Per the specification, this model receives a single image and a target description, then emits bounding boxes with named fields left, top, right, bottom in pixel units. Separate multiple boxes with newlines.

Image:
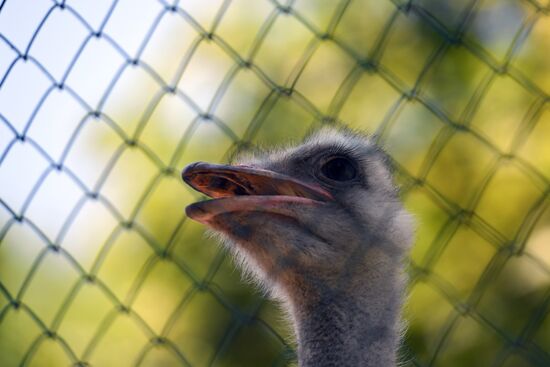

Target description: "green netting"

left=0, top=0, right=549, bottom=366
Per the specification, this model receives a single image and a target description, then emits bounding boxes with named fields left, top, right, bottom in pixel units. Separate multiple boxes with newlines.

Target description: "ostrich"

left=181, top=126, right=414, bottom=367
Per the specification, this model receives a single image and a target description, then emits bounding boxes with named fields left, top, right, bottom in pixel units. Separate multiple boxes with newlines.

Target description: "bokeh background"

left=1, top=0, right=549, bottom=366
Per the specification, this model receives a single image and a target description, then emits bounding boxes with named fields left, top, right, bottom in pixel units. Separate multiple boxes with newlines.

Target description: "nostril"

left=233, top=184, right=248, bottom=196
left=209, top=176, right=230, bottom=191
left=208, top=176, right=249, bottom=196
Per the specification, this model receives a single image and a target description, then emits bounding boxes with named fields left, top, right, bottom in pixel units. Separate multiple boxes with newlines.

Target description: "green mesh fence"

left=0, top=0, right=549, bottom=366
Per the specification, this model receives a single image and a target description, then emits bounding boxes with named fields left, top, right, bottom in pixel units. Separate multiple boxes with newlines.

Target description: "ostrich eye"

left=320, top=156, right=357, bottom=182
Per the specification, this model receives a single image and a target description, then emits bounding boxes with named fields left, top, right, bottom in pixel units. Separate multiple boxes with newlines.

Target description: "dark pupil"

left=321, top=157, right=356, bottom=181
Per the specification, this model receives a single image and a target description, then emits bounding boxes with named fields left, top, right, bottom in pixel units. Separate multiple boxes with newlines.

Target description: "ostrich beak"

left=181, top=162, right=332, bottom=224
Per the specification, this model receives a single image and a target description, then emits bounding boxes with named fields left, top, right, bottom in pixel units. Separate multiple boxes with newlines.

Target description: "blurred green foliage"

left=1, top=0, right=550, bottom=366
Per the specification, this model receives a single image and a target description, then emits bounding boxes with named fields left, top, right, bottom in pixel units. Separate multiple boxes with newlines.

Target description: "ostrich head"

left=182, top=126, right=414, bottom=366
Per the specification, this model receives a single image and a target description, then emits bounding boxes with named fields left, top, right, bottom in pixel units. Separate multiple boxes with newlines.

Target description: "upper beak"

left=181, top=162, right=332, bottom=202
left=181, top=162, right=333, bottom=223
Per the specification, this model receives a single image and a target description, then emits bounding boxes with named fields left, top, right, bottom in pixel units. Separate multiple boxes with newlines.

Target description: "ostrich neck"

left=290, top=266, right=404, bottom=367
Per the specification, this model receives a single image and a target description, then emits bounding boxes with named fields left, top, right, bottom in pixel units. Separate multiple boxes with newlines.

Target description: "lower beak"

left=181, top=162, right=332, bottom=222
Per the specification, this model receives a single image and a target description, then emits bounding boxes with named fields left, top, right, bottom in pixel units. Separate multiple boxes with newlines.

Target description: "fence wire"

left=0, top=0, right=549, bottom=366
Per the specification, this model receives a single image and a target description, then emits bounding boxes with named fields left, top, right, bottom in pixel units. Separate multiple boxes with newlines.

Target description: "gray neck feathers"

left=288, top=251, right=405, bottom=367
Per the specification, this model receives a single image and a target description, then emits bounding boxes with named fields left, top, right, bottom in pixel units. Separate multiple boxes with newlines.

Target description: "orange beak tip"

left=185, top=202, right=211, bottom=224
left=181, top=162, right=200, bottom=184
